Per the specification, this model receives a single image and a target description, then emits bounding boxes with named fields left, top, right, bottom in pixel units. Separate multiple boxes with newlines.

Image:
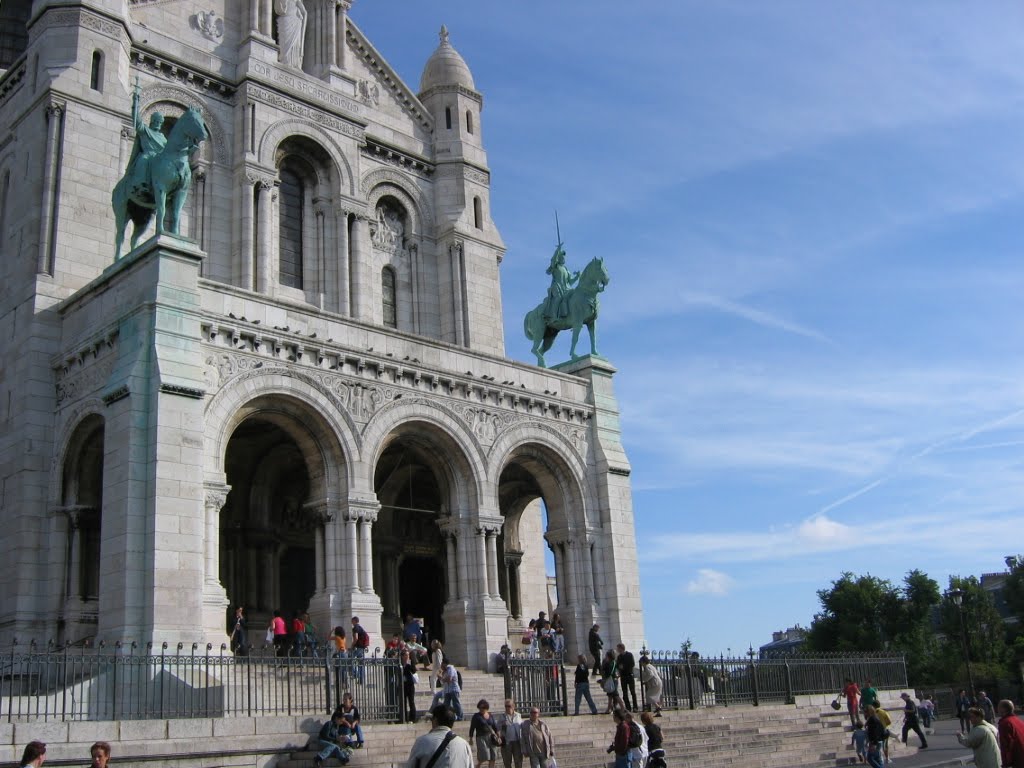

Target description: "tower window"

left=90, top=50, right=103, bottom=91
left=382, top=266, right=397, bottom=328
left=445, top=107, right=452, bottom=130
left=473, top=196, right=482, bottom=230
left=466, top=110, right=473, bottom=134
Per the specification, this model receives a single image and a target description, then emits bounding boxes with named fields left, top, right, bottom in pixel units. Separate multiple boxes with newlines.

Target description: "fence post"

left=784, top=660, right=794, bottom=705
left=750, top=659, right=759, bottom=707
left=685, top=653, right=695, bottom=710
left=560, top=659, right=568, bottom=717
left=503, top=664, right=511, bottom=703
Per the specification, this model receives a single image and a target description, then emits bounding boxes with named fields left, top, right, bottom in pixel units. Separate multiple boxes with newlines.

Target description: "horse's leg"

left=154, top=180, right=166, bottom=236
left=112, top=189, right=126, bottom=261
left=588, top=319, right=598, bottom=356
left=569, top=322, right=583, bottom=360
left=168, top=185, right=187, bottom=235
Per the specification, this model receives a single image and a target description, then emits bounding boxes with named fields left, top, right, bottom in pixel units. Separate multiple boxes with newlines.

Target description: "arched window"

left=278, top=167, right=304, bottom=289
left=465, top=110, right=473, bottom=135
left=473, top=196, right=482, bottom=230
left=89, top=50, right=103, bottom=91
left=382, top=266, right=397, bottom=328
left=445, top=107, right=452, bottom=130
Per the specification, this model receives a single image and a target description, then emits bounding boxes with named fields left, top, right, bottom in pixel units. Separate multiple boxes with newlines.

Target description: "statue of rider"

left=542, top=244, right=579, bottom=322
left=125, top=80, right=167, bottom=198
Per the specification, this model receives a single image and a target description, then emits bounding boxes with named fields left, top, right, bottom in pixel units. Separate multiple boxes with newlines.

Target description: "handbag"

left=602, top=678, right=617, bottom=695
left=411, top=672, right=420, bottom=685
left=265, top=628, right=274, bottom=644
left=831, top=698, right=842, bottom=710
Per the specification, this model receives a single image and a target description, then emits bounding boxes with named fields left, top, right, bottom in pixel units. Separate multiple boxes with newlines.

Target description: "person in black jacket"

left=616, top=644, right=637, bottom=712
left=574, top=654, right=598, bottom=715
left=588, top=624, right=603, bottom=676
left=864, top=706, right=887, bottom=768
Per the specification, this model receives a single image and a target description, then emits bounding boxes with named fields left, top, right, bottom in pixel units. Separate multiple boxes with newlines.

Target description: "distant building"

left=759, top=626, right=807, bottom=657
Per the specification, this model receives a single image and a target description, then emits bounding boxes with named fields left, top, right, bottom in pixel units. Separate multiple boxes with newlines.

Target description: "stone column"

left=249, top=0, right=259, bottom=32
left=409, top=242, right=420, bottom=334
left=581, top=535, right=596, bottom=605
left=485, top=528, right=500, bottom=599
left=445, top=534, right=459, bottom=600
left=202, top=484, right=230, bottom=592
left=255, top=177, right=274, bottom=294
left=259, top=0, right=272, bottom=35
left=335, top=207, right=350, bottom=315
left=505, top=552, right=523, bottom=618
left=350, top=214, right=370, bottom=321
left=344, top=510, right=359, bottom=592
left=324, top=509, right=339, bottom=594
left=192, top=168, right=207, bottom=252
left=240, top=175, right=255, bottom=289
left=475, top=526, right=488, bottom=598
left=335, top=1, right=349, bottom=70
left=358, top=510, right=375, bottom=593
left=60, top=506, right=86, bottom=601
left=449, top=239, right=466, bottom=346
left=38, top=102, right=64, bottom=274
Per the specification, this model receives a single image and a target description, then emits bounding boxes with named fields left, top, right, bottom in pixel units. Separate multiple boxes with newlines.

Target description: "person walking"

left=600, top=649, right=623, bottom=713
left=956, top=689, right=973, bottom=734
left=864, top=706, right=887, bottom=768
left=978, top=691, right=996, bottom=724
left=957, top=707, right=1000, bottom=768
left=519, top=707, right=554, bottom=768
left=842, top=678, right=861, bottom=726
left=270, top=610, right=288, bottom=656
left=588, top=624, right=604, bottom=676
left=639, top=657, right=663, bottom=715
left=19, top=742, right=46, bottom=768
left=229, top=606, right=248, bottom=656
left=405, top=704, right=474, bottom=768
left=607, top=709, right=632, bottom=768
left=899, top=692, right=928, bottom=749
left=616, top=644, right=637, bottom=712
left=495, top=699, right=524, bottom=768
left=573, top=654, right=598, bottom=716
left=89, top=742, right=111, bottom=768
left=402, top=649, right=418, bottom=723
left=468, top=700, right=499, bottom=768
left=442, top=659, right=464, bottom=721
left=997, top=700, right=1024, bottom=768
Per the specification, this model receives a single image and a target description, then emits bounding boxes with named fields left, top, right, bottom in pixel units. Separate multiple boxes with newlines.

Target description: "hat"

left=900, top=692, right=910, bottom=699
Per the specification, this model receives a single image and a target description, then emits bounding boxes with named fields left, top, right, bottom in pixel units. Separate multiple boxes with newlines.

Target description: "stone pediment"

left=346, top=19, right=433, bottom=137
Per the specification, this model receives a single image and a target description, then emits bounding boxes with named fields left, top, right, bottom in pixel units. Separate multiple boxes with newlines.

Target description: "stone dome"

left=419, top=25, right=475, bottom=92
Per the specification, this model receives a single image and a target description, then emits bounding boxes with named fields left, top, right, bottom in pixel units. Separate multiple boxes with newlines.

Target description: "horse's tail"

left=523, top=308, right=535, bottom=341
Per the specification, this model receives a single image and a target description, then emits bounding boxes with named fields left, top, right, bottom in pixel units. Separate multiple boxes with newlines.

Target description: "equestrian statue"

left=112, top=80, right=208, bottom=259
left=523, top=239, right=609, bottom=368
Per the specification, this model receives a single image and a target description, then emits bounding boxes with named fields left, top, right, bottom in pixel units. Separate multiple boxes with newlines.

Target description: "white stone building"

left=0, top=0, right=642, bottom=668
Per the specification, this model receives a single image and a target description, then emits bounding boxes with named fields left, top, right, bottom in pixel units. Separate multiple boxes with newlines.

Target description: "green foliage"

left=939, top=575, right=1009, bottom=668
left=1002, top=556, right=1024, bottom=631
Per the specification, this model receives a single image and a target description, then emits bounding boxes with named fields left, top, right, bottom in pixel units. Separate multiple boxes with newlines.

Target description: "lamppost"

left=950, top=588, right=976, bottom=697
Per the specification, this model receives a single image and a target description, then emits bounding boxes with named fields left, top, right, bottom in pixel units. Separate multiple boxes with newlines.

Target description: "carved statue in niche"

left=371, top=201, right=405, bottom=251
left=274, top=0, right=307, bottom=70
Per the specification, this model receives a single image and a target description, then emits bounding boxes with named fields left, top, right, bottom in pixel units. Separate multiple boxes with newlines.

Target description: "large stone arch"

left=258, top=118, right=355, bottom=197
left=203, top=366, right=359, bottom=492
left=140, top=84, right=229, bottom=165
left=361, top=397, right=486, bottom=513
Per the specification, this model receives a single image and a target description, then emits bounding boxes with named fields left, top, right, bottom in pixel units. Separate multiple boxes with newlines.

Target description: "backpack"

left=355, top=626, right=369, bottom=649
left=628, top=720, right=643, bottom=749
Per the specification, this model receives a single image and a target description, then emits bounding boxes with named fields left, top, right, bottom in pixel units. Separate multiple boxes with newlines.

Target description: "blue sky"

left=352, top=2, right=1024, bottom=655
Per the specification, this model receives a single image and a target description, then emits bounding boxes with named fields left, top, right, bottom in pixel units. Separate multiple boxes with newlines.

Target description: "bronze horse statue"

left=523, top=256, right=609, bottom=368
left=112, top=107, right=208, bottom=259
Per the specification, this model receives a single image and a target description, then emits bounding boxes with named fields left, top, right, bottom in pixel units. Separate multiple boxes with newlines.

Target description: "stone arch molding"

left=488, top=421, right=591, bottom=530
left=51, top=398, right=107, bottom=507
left=140, top=84, right=228, bottom=164
left=362, top=168, right=431, bottom=233
left=360, top=396, right=488, bottom=510
left=258, top=118, right=355, bottom=197
left=203, top=365, right=362, bottom=480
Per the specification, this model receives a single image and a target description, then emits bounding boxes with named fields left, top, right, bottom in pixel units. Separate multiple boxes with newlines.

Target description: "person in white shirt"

left=406, top=704, right=474, bottom=768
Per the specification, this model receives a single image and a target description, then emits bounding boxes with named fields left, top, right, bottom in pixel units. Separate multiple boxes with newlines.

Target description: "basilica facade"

left=0, top=0, right=642, bottom=668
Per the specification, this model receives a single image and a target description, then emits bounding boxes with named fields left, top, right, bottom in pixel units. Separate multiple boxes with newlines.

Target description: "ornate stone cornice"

left=362, top=137, right=433, bottom=176
left=131, top=48, right=235, bottom=100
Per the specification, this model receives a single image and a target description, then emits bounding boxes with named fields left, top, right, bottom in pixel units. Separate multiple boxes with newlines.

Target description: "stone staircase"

left=278, top=672, right=915, bottom=768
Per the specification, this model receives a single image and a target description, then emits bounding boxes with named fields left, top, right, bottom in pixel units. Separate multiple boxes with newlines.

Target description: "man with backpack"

left=405, top=704, right=473, bottom=768
left=351, top=616, right=369, bottom=684
left=608, top=708, right=640, bottom=768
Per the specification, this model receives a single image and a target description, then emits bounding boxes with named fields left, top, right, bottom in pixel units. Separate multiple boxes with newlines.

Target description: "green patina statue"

left=524, top=242, right=609, bottom=368
left=112, top=79, right=209, bottom=259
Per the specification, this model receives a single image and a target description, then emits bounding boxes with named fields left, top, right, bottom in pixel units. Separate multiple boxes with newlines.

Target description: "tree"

left=939, top=575, right=1010, bottom=683
left=1001, top=556, right=1024, bottom=632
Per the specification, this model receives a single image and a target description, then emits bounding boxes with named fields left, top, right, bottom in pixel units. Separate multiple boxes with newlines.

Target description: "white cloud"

left=678, top=292, right=832, bottom=344
left=686, top=569, right=735, bottom=596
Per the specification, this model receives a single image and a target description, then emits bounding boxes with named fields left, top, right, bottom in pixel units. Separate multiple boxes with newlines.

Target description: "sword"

left=554, top=209, right=563, bottom=251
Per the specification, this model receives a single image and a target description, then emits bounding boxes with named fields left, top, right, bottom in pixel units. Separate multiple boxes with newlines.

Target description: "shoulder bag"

left=423, top=731, right=456, bottom=768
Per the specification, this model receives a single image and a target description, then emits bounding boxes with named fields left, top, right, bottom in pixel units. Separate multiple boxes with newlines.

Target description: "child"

left=851, top=720, right=868, bottom=763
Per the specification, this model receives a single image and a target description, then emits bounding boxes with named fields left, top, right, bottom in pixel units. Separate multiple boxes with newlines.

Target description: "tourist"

left=640, top=710, right=662, bottom=752
left=303, top=612, right=319, bottom=657
left=601, top=649, right=623, bottom=713
left=405, top=705, right=474, bottom=768
left=291, top=611, right=306, bottom=656
left=340, top=692, right=365, bottom=748
left=616, top=644, right=637, bottom=712
left=19, top=742, right=46, bottom=768
left=404, top=614, right=424, bottom=645
left=270, top=610, right=288, bottom=656
left=625, top=711, right=648, bottom=767
left=313, top=707, right=352, bottom=766
left=860, top=679, right=879, bottom=714
left=402, top=650, right=418, bottom=724
left=442, top=659, right=464, bottom=721
left=589, top=624, right=604, bottom=676
left=350, top=617, right=369, bottom=684
left=997, top=700, right=1024, bottom=768
left=607, top=709, right=632, bottom=768
left=864, top=706, right=886, bottom=768
left=978, top=691, right=996, bottom=724
left=495, top=699, right=523, bottom=768
left=229, top=606, right=247, bottom=656
left=519, top=706, right=554, bottom=768
left=522, top=620, right=537, bottom=658
left=851, top=720, right=868, bottom=764
left=406, top=635, right=429, bottom=667
left=639, top=656, right=663, bottom=715
left=550, top=613, right=565, bottom=657
left=957, top=707, right=999, bottom=768
left=469, top=699, right=499, bottom=768
left=386, top=633, right=404, bottom=658
left=875, top=705, right=894, bottom=764
left=899, top=692, right=928, bottom=749
left=330, top=626, right=348, bottom=687
left=918, top=695, right=933, bottom=729
left=573, top=654, right=598, bottom=716
left=495, top=644, right=512, bottom=676
left=956, top=689, right=973, bottom=734
left=89, top=742, right=110, bottom=768
left=429, top=640, right=445, bottom=710
left=841, top=678, right=861, bottom=726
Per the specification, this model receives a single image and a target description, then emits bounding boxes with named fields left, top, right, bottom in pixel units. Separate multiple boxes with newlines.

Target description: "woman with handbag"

left=469, top=699, right=500, bottom=768
left=401, top=649, right=419, bottom=723
left=601, top=650, right=624, bottom=714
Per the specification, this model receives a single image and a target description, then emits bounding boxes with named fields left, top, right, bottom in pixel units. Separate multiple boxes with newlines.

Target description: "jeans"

left=351, top=647, right=365, bottom=684
left=444, top=691, right=463, bottom=720
left=614, top=754, right=633, bottom=768
left=527, top=755, right=548, bottom=768
left=575, top=683, right=597, bottom=715
left=317, top=741, right=350, bottom=763
left=620, top=674, right=637, bottom=711
left=500, top=740, right=523, bottom=768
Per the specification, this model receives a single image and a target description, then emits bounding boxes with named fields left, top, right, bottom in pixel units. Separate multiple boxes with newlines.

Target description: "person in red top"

left=997, top=700, right=1024, bottom=768
left=842, top=678, right=861, bottom=726
left=607, top=709, right=632, bottom=768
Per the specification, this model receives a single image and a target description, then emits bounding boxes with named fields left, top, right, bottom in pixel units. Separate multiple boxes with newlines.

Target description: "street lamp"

left=950, top=588, right=976, bottom=698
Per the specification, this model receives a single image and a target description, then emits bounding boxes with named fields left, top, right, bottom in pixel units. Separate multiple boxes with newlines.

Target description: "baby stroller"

left=649, top=748, right=668, bottom=768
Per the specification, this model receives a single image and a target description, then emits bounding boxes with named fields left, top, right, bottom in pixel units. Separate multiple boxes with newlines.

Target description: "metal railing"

left=503, top=656, right=568, bottom=717
left=0, top=640, right=403, bottom=723
left=641, top=651, right=908, bottom=709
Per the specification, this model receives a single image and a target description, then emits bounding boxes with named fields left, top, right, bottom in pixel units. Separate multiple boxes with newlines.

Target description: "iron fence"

left=641, top=651, right=908, bottom=710
left=0, top=641, right=402, bottom=723
left=503, top=656, right=568, bottom=717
